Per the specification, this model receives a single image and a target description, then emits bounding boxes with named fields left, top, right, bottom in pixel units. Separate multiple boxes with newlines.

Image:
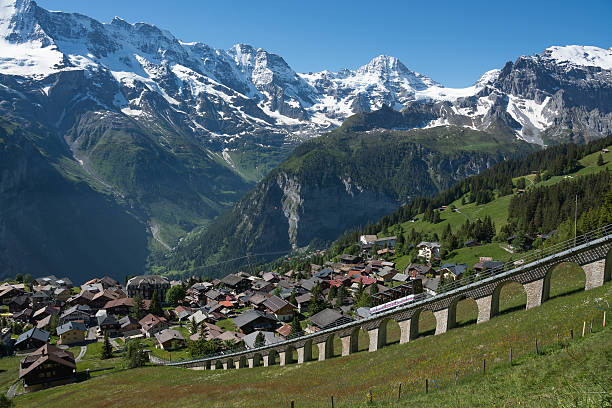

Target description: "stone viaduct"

left=164, top=228, right=612, bottom=371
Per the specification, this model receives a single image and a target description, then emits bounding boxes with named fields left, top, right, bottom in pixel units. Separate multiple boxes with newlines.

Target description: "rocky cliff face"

left=169, top=120, right=532, bottom=276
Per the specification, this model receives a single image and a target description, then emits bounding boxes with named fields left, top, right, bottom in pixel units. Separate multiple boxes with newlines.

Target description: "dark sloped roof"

left=263, top=296, right=291, bottom=312
left=15, top=328, right=49, bottom=345
left=56, top=322, right=86, bottom=336
left=309, top=308, right=353, bottom=329
left=232, top=309, right=277, bottom=328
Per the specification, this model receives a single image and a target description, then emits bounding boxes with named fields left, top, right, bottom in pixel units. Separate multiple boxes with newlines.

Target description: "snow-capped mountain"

left=1, top=0, right=610, bottom=153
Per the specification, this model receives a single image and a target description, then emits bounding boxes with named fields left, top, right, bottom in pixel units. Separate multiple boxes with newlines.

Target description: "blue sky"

left=37, top=0, right=611, bottom=87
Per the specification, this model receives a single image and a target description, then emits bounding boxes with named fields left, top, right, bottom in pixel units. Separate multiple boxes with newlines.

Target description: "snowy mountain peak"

left=539, top=45, right=612, bottom=70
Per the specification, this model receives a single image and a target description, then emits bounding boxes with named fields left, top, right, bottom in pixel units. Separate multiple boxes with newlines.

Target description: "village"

left=0, top=234, right=516, bottom=394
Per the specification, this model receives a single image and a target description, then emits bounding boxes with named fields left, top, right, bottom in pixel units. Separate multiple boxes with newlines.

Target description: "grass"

left=216, top=319, right=238, bottom=332
left=13, top=268, right=610, bottom=407
left=386, top=145, right=612, bottom=270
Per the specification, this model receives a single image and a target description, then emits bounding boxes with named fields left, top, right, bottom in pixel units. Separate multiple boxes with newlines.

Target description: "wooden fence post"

left=582, top=321, right=586, bottom=337
left=570, top=329, right=574, bottom=341
left=425, top=379, right=429, bottom=394
left=455, top=370, right=458, bottom=385
left=483, top=359, right=486, bottom=375
left=398, top=383, right=402, bottom=400
left=535, top=338, right=539, bottom=355
left=509, top=347, right=513, bottom=366
left=290, top=400, right=294, bottom=408
left=330, top=395, right=334, bottom=408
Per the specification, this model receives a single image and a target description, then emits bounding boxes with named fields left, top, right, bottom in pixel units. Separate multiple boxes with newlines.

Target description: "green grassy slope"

left=13, top=266, right=609, bottom=407
left=387, top=145, right=612, bottom=271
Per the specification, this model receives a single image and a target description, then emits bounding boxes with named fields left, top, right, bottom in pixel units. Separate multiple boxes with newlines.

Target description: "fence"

left=157, top=224, right=612, bottom=366
left=286, top=310, right=609, bottom=407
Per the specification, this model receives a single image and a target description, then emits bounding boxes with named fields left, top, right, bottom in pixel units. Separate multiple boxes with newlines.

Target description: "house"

left=338, top=254, right=362, bottom=265
left=438, top=263, right=468, bottom=281
left=103, top=297, right=134, bottom=316
left=220, top=274, right=250, bottom=292
left=14, top=328, right=50, bottom=351
left=90, top=289, right=124, bottom=310
left=263, top=296, right=295, bottom=322
left=376, top=266, right=398, bottom=282
left=242, top=331, right=282, bottom=349
left=474, top=260, right=505, bottom=273
left=66, top=290, right=95, bottom=307
left=261, top=272, right=279, bottom=283
left=32, top=306, right=59, bottom=323
left=53, top=288, right=72, bottom=303
left=392, top=273, right=410, bottom=283
left=330, top=276, right=350, bottom=288
left=97, top=314, right=120, bottom=336
left=19, top=344, right=76, bottom=391
left=247, top=293, right=269, bottom=309
left=276, top=324, right=292, bottom=339
left=9, top=294, right=31, bottom=313
left=126, top=275, right=170, bottom=300
left=204, top=289, right=225, bottom=304
left=154, top=329, right=185, bottom=350
left=404, top=264, right=435, bottom=279
left=417, top=242, right=441, bottom=263
left=351, top=276, right=376, bottom=286
left=360, top=235, right=378, bottom=245
left=295, top=293, right=312, bottom=313
left=174, top=306, right=193, bottom=322
left=59, top=305, right=92, bottom=326
left=313, top=268, right=333, bottom=279
left=374, top=236, right=396, bottom=249
left=232, top=309, right=278, bottom=334
left=36, top=315, right=53, bottom=330
left=118, top=316, right=141, bottom=336
left=421, top=276, right=440, bottom=296
left=0, top=284, right=25, bottom=305
left=139, top=313, right=169, bottom=337
left=13, top=308, right=33, bottom=323
left=300, top=277, right=325, bottom=292
left=216, top=331, right=244, bottom=344
left=251, top=279, right=275, bottom=294
left=32, top=291, right=52, bottom=308
left=308, top=308, right=353, bottom=332
left=56, top=322, right=86, bottom=345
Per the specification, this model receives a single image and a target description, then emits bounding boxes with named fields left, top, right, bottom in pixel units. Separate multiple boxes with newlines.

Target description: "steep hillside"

left=14, top=274, right=612, bottom=407
left=0, top=118, right=148, bottom=282
left=167, top=108, right=534, bottom=277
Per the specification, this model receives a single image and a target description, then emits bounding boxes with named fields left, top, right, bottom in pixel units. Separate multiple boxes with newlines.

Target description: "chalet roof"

left=205, top=289, right=222, bottom=299
left=56, top=321, right=86, bottom=336
left=19, top=344, right=75, bottom=379
left=295, top=293, right=313, bottom=304
left=104, top=297, right=133, bottom=309
left=309, top=308, right=353, bottom=330
left=216, top=331, right=244, bottom=342
left=155, top=329, right=185, bottom=344
left=97, top=314, right=119, bottom=327
left=314, top=268, right=333, bottom=278
left=61, top=305, right=91, bottom=318
left=300, top=277, right=322, bottom=292
left=392, top=273, right=409, bottom=282
left=232, top=309, right=277, bottom=328
left=126, top=275, right=169, bottom=288
left=263, top=296, right=291, bottom=312
left=248, top=293, right=268, bottom=306
left=262, top=272, right=277, bottom=282
left=15, top=327, right=49, bottom=346
left=221, top=274, right=247, bottom=287
left=119, top=315, right=140, bottom=328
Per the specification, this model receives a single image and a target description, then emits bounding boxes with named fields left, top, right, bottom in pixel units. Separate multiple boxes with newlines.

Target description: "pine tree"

left=150, top=290, right=163, bottom=317
left=288, top=290, right=297, bottom=307
left=309, top=284, right=325, bottom=315
left=100, top=333, right=113, bottom=359
left=327, top=285, right=337, bottom=301
left=190, top=318, right=199, bottom=334
left=336, top=286, right=346, bottom=307
left=290, top=316, right=302, bottom=335
left=254, top=331, right=265, bottom=347
left=598, top=153, right=605, bottom=166
left=131, top=293, right=145, bottom=320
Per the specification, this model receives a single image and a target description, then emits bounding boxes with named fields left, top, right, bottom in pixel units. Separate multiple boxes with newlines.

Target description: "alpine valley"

left=1, top=0, right=611, bottom=281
